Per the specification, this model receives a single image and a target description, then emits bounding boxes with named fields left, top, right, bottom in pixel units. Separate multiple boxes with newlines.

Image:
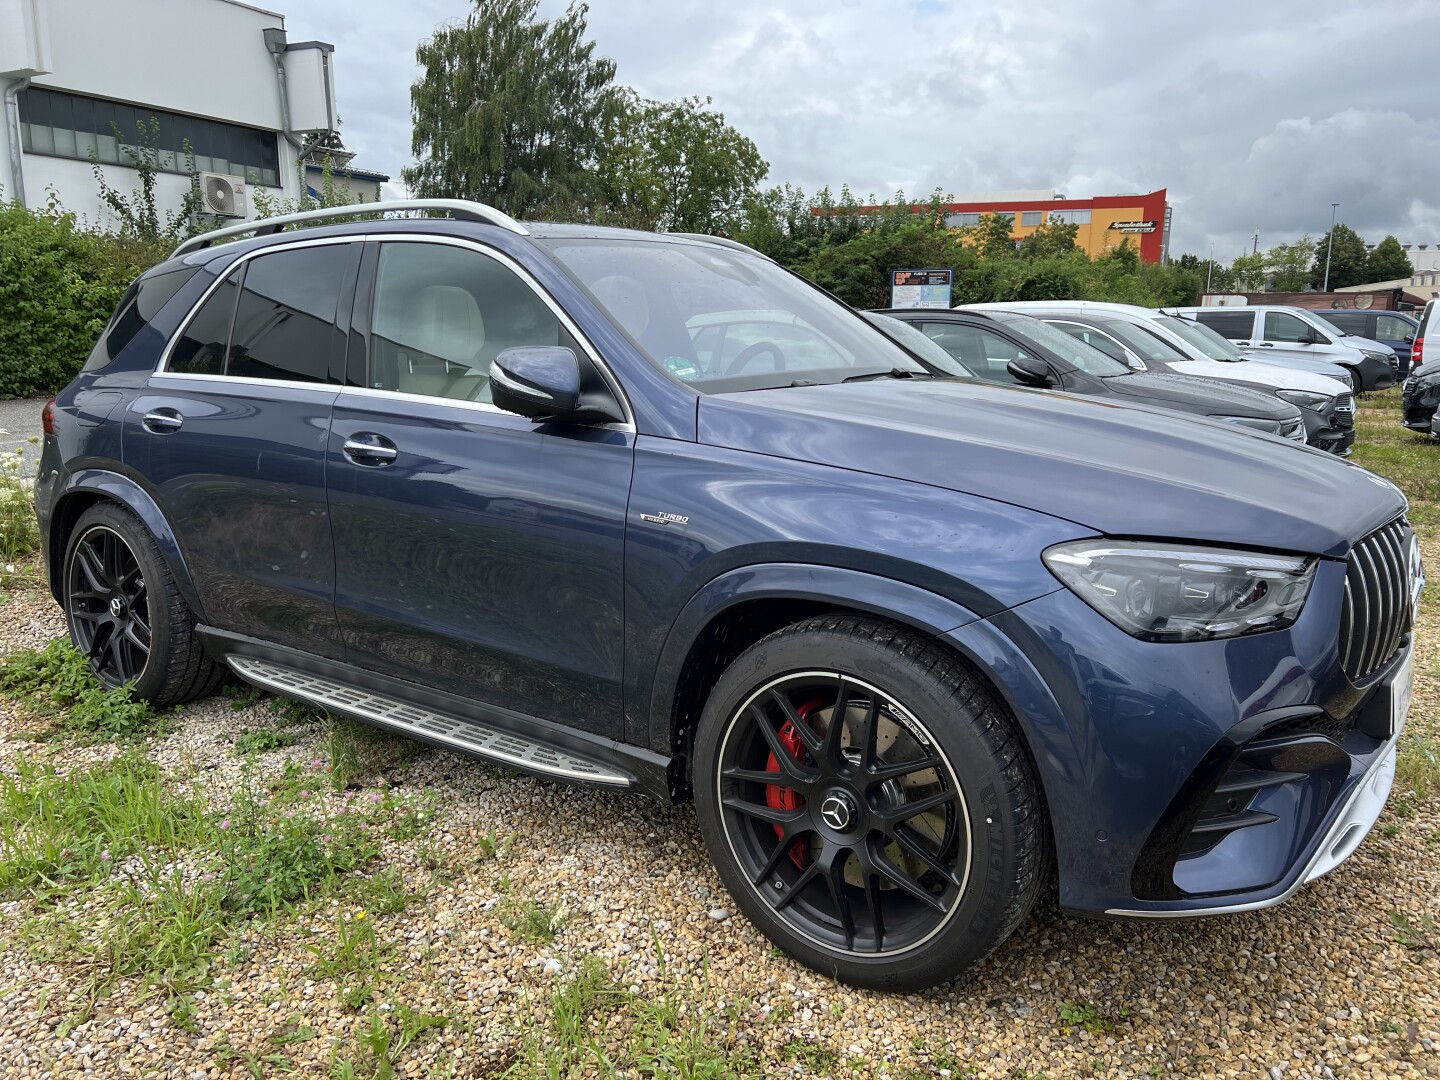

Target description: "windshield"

left=1159, top=315, right=1245, bottom=361
left=540, top=238, right=926, bottom=391
left=1097, top=319, right=1192, bottom=362
left=990, top=313, right=1132, bottom=375
left=862, top=314, right=971, bottom=377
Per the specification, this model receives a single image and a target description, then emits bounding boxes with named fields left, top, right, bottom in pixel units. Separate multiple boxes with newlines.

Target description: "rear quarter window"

left=82, top=266, right=200, bottom=371
left=1193, top=311, right=1254, bottom=340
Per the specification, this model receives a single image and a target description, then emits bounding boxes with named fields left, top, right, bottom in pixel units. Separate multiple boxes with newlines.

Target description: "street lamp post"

left=1323, top=202, right=1339, bottom=292
left=1206, top=242, right=1214, bottom=293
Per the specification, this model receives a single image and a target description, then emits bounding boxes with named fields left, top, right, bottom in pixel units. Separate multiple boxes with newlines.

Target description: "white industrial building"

left=1, top=0, right=385, bottom=229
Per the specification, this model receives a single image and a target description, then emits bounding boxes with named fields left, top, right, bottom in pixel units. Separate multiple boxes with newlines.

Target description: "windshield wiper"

left=842, top=367, right=934, bottom=383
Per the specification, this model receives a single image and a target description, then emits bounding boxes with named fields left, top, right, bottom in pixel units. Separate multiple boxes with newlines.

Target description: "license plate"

left=1391, top=648, right=1415, bottom=739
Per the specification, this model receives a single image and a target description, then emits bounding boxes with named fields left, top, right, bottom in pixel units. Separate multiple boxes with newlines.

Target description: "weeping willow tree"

left=403, top=0, right=619, bottom=218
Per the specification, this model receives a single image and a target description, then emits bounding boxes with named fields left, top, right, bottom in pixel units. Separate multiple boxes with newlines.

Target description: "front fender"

left=46, top=469, right=207, bottom=622
left=644, top=562, right=992, bottom=751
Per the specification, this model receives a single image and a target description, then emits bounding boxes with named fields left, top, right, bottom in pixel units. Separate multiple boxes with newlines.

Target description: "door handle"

left=142, top=408, right=183, bottom=433
left=1236, top=341, right=1251, bottom=346
left=1257, top=342, right=1274, bottom=347
left=342, top=434, right=398, bottom=465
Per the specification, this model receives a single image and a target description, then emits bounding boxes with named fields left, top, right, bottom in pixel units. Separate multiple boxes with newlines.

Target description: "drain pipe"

left=3, top=76, right=32, bottom=207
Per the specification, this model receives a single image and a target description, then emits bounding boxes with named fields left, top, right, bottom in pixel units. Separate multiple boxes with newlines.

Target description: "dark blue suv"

left=35, top=201, right=1420, bottom=991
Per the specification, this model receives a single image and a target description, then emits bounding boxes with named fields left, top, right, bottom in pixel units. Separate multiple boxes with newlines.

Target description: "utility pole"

left=1323, top=202, right=1340, bottom=292
left=1252, top=229, right=1259, bottom=255
left=1206, top=242, right=1214, bottom=293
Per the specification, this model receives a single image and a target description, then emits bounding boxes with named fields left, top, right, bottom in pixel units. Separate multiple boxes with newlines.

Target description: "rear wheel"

left=692, top=615, right=1048, bottom=990
left=63, top=502, right=224, bottom=707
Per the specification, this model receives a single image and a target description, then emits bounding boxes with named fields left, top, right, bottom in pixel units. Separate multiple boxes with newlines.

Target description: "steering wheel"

left=725, top=340, right=786, bottom=376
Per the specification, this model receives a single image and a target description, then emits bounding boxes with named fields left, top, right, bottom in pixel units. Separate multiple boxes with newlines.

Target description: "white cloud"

left=283, top=0, right=1440, bottom=257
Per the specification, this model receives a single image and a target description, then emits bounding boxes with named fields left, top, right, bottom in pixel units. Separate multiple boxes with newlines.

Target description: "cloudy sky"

left=286, top=0, right=1440, bottom=261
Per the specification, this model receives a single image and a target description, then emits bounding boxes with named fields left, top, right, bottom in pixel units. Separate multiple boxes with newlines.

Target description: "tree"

left=1367, top=235, right=1414, bottom=282
left=1176, top=252, right=1235, bottom=293
left=404, top=0, right=619, bottom=217
left=1019, top=216, right=1078, bottom=259
left=1231, top=252, right=1266, bottom=290
left=594, top=92, right=767, bottom=233
left=1308, top=223, right=1369, bottom=290
left=962, top=212, right=1019, bottom=259
left=89, top=117, right=206, bottom=245
left=1264, top=236, right=1313, bottom=292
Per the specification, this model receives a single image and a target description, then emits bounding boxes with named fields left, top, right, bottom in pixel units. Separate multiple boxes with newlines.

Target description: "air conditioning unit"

left=200, top=172, right=248, bottom=218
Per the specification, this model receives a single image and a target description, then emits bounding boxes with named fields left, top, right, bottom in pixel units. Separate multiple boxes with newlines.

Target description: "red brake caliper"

left=765, top=699, right=824, bottom=870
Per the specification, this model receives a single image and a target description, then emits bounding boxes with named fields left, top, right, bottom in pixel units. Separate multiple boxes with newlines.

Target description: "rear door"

left=1192, top=309, right=1260, bottom=349
left=1373, top=313, right=1417, bottom=371
left=325, top=237, right=634, bottom=736
left=124, top=239, right=360, bottom=657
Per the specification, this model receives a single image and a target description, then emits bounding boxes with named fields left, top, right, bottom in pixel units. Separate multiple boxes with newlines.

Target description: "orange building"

left=856, top=188, right=1173, bottom=264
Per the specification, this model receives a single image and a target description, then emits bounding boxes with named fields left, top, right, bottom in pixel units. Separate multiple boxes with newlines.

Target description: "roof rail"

left=171, top=198, right=529, bottom=258
left=669, top=232, right=774, bottom=262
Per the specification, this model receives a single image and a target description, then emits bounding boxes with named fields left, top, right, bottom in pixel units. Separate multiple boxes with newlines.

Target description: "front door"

left=326, top=238, right=634, bottom=736
left=1257, top=310, right=1321, bottom=365
left=124, top=240, right=360, bottom=657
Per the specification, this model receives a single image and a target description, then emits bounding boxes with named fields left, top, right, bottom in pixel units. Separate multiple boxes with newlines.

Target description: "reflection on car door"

left=325, top=239, right=634, bottom=737
left=123, top=241, right=359, bottom=657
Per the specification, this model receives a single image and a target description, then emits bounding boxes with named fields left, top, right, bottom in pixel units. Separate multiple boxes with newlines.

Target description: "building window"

left=1020, top=211, right=1041, bottom=226
left=1048, top=209, right=1092, bottom=225
left=945, top=212, right=983, bottom=227
left=18, top=86, right=281, bottom=187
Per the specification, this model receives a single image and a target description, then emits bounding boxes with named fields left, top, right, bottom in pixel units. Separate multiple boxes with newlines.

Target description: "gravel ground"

left=0, top=395, right=49, bottom=478
left=0, top=534, right=1436, bottom=1077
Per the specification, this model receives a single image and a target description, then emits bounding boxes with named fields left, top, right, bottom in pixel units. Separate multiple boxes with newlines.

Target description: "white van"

left=1171, top=305, right=1397, bottom=391
left=1414, top=298, right=1438, bottom=370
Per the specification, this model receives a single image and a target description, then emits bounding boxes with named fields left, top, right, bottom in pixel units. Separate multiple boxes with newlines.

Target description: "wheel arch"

left=47, top=469, right=206, bottom=622
left=650, top=563, right=1017, bottom=799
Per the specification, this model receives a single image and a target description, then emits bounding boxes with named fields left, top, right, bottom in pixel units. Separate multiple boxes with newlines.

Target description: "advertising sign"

left=1108, top=220, right=1158, bottom=234
left=890, top=269, right=954, bottom=309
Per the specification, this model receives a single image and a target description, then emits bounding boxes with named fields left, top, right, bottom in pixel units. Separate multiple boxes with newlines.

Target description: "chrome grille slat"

left=1340, top=519, right=1414, bottom=682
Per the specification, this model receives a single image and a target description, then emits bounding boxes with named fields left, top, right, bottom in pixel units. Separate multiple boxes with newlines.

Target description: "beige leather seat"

left=394, top=286, right=489, bottom=400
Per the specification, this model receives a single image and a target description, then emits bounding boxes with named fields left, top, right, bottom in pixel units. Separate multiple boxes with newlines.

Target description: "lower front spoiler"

left=1102, top=740, right=1397, bottom=919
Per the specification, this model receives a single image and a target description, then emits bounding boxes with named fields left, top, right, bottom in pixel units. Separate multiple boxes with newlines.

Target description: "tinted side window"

left=169, top=267, right=241, bottom=375
left=1376, top=314, right=1414, bottom=343
left=1193, top=311, right=1254, bottom=339
left=1322, top=311, right=1366, bottom=335
left=1265, top=311, right=1317, bottom=343
left=227, top=245, right=353, bottom=383
left=94, top=267, right=201, bottom=369
left=370, top=243, right=574, bottom=403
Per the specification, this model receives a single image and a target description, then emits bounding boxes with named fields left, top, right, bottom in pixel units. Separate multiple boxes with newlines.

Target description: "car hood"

left=1159, top=358, right=1350, bottom=396
left=1340, top=335, right=1396, bottom=357
left=698, top=380, right=1402, bottom=557
left=1100, top=371, right=1295, bottom=419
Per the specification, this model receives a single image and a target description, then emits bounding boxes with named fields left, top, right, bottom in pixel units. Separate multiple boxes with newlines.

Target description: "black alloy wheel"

left=67, top=523, right=152, bottom=686
left=693, top=615, right=1049, bottom=991
left=715, top=671, right=969, bottom=956
left=63, top=502, right=225, bottom=706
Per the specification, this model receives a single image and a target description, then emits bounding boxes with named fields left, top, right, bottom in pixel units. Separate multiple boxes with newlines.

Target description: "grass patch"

left=1397, top=735, right=1439, bottom=801
left=233, top=728, right=298, bottom=756
left=1059, top=1001, right=1129, bottom=1036
left=501, top=896, right=569, bottom=944
left=306, top=908, right=394, bottom=1009
left=325, top=717, right=425, bottom=792
left=0, top=638, right=162, bottom=739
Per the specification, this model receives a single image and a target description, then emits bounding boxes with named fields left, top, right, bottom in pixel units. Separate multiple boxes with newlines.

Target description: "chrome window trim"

left=155, top=233, right=635, bottom=433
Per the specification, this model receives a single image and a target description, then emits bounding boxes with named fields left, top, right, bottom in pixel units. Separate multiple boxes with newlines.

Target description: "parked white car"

left=1171, top=305, right=1398, bottom=391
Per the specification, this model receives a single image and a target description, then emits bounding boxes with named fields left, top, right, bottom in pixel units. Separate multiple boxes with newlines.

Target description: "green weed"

left=501, top=896, right=569, bottom=944
left=1397, top=736, right=1439, bottom=801
left=0, top=638, right=161, bottom=738
left=233, top=728, right=298, bottom=756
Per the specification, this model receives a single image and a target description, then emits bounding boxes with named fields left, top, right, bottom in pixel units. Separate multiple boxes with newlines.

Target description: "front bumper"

left=1358, top=354, right=1396, bottom=392
left=1405, top=376, right=1440, bottom=431
left=1299, top=400, right=1355, bottom=455
left=962, top=550, right=1412, bottom=920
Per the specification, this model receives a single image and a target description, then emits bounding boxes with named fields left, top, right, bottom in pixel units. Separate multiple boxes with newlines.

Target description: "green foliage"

left=232, top=727, right=297, bottom=756
left=89, top=116, right=206, bottom=245
left=1397, top=735, right=1439, bottom=800
left=1368, top=235, right=1415, bottom=282
left=0, top=637, right=160, bottom=737
left=963, top=211, right=1022, bottom=260
left=588, top=91, right=767, bottom=232
left=1021, top=216, right=1080, bottom=259
left=0, top=441, right=39, bottom=584
left=1176, top=252, right=1235, bottom=293
left=1265, top=235, right=1314, bottom=292
left=501, top=895, right=569, bottom=943
left=1231, top=251, right=1266, bottom=291
left=306, top=908, right=393, bottom=1009
left=405, top=0, right=620, bottom=217
left=0, top=194, right=158, bottom=398
left=1310, top=223, right=1371, bottom=290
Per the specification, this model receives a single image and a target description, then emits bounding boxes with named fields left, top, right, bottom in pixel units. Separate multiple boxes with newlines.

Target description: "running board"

left=227, top=656, right=632, bottom=787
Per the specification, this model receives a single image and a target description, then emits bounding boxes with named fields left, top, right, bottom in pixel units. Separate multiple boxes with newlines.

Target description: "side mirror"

left=1128, top=356, right=1146, bottom=372
left=490, top=347, right=582, bottom=420
left=1006, top=355, right=1054, bottom=387
left=1296, top=333, right=1317, bottom=345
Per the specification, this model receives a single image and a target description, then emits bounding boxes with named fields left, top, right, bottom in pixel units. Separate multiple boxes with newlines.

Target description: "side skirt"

left=198, top=626, right=674, bottom=801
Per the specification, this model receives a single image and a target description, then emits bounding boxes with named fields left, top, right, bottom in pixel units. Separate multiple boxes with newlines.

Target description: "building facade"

left=1, top=0, right=379, bottom=229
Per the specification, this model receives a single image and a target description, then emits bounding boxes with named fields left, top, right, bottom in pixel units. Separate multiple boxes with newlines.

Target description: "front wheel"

left=692, top=615, right=1049, bottom=991
left=63, top=502, right=224, bottom=707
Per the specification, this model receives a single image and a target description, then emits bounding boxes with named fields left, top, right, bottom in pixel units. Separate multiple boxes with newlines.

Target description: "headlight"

left=1043, top=540, right=1317, bottom=642
left=1275, top=389, right=1334, bottom=411
left=1215, top=415, right=1282, bottom=434
left=1363, top=351, right=1391, bottom=364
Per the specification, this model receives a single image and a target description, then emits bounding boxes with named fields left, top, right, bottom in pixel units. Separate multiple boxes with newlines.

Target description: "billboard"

left=890, top=269, right=953, bottom=309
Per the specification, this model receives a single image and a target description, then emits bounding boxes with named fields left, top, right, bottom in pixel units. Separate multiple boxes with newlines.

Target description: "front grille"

left=1281, top=416, right=1306, bottom=441
left=1332, top=393, right=1355, bottom=430
left=1340, top=518, right=1414, bottom=682
left=1403, top=376, right=1417, bottom=402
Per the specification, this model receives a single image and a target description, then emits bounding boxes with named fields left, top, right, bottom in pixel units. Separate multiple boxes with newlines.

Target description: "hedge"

left=0, top=199, right=167, bottom=398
